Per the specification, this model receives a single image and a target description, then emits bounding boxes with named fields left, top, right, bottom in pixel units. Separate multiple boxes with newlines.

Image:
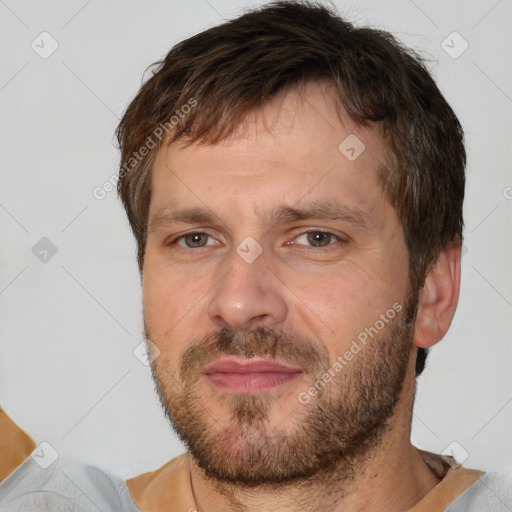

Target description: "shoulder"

left=0, top=455, right=140, bottom=512
left=446, top=470, right=512, bottom=511
left=126, top=452, right=192, bottom=511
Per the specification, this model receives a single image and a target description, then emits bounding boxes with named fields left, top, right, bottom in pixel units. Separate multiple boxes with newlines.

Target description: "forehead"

left=149, top=82, right=389, bottom=219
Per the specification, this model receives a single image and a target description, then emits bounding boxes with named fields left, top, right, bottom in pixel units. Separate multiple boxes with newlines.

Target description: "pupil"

left=308, top=231, right=330, bottom=246
left=188, top=234, right=205, bottom=247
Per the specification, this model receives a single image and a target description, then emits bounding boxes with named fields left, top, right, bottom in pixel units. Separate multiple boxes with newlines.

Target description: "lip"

left=202, top=356, right=303, bottom=375
left=202, top=356, right=303, bottom=393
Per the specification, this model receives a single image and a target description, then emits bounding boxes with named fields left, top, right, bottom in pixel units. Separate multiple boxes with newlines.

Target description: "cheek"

left=142, top=262, right=204, bottom=339
left=298, top=268, right=377, bottom=331
left=287, top=260, right=406, bottom=355
left=143, top=279, right=190, bottom=372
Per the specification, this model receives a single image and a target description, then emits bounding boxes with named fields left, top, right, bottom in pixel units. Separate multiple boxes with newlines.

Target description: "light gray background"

left=0, top=0, right=511, bottom=480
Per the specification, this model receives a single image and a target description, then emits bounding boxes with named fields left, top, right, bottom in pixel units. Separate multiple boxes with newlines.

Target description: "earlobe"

left=413, top=241, right=462, bottom=349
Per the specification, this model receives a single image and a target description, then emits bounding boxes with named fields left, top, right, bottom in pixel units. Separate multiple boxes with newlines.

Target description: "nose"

left=206, top=244, right=288, bottom=332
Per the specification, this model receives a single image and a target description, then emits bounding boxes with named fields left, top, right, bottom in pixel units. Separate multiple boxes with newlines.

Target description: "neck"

left=190, top=439, right=440, bottom=512
left=189, top=364, right=441, bottom=512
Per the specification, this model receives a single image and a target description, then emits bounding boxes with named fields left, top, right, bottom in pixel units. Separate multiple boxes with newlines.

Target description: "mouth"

left=201, top=356, right=304, bottom=393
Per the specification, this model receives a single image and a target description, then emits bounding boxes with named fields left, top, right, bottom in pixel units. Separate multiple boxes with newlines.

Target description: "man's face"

left=143, top=82, right=416, bottom=485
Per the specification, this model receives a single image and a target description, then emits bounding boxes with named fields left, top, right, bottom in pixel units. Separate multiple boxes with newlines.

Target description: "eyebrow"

left=267, top=201, right=370, bottom=228
left=148, top=200, right=371, bottom=233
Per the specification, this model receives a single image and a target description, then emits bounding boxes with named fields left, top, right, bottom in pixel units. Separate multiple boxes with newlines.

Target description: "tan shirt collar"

left=410, top=449, right=484, bottom=511
left=0, top=408, right=485, bottom=510
left=127, top=452, right=195, bottom=512
left=126, top=448, right=484, bottom=512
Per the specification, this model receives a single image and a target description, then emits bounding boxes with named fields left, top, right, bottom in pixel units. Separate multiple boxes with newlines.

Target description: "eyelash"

left=169, top=230, right=345, bottom=249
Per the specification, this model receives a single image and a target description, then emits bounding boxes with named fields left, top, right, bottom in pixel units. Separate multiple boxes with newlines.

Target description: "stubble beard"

left=146, top=297, right=416, bottom=488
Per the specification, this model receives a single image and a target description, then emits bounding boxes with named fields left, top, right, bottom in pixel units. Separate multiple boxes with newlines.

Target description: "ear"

left=413, top=241, right=462, bottom=349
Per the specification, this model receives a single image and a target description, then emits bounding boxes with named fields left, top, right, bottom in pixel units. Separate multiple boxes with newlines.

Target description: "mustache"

left=178, top=326, right=330, bottom=386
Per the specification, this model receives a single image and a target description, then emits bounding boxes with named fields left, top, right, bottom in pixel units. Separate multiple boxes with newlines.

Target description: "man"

left=3, top=2, right=508, bottom=511
left=114, top=1, right=511, bottom=511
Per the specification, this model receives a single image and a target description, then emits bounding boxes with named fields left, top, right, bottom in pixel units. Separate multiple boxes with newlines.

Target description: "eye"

left=173, top=232, right=218, bottom=248
left=293, top=230, right=341, bottom=247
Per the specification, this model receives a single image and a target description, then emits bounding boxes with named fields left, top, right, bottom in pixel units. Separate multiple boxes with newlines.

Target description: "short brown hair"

left=116, top=1, right=466, bottom=376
